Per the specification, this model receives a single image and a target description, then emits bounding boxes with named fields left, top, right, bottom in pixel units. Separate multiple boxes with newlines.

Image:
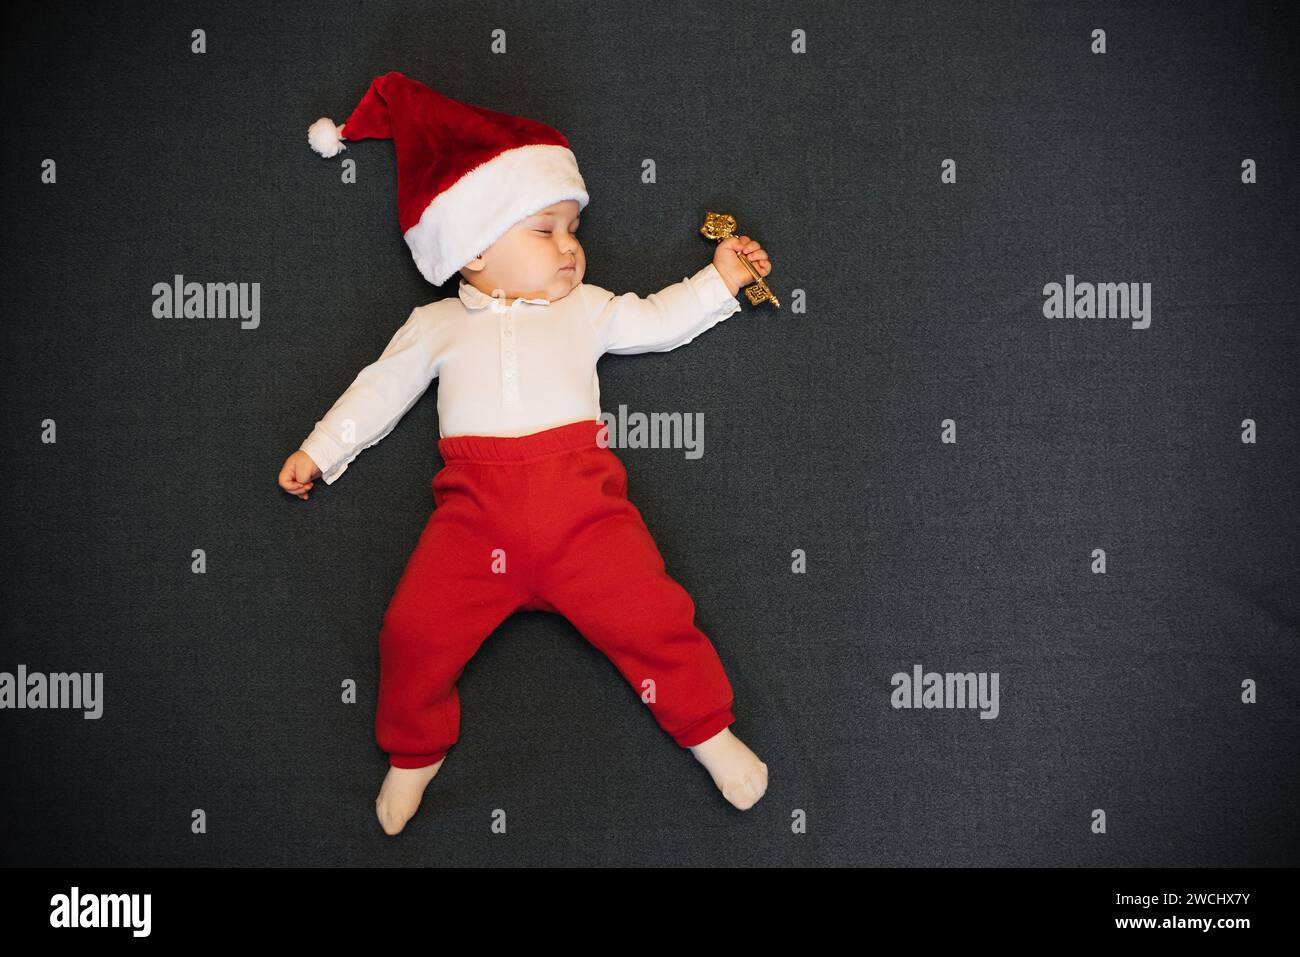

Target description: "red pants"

left=375, top=418, right=737, bottom=768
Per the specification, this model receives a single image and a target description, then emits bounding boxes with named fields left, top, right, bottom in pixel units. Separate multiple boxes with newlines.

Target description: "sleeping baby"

left=278, top=72, right=771, bottom=835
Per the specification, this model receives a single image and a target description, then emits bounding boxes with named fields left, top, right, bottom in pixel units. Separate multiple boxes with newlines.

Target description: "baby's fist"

left=712, top=235, right=773, bottom=299
left=279, top=449, right=323, bottom=500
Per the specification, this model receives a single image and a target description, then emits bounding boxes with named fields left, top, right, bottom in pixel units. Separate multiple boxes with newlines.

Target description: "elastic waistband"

left=438, top=418, right=608, bottom=463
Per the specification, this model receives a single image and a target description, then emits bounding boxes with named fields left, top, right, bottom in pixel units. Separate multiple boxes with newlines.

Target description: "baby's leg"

left=535, top=450, right=768, bottom=811
left=373, top=463, right=532, bottom=835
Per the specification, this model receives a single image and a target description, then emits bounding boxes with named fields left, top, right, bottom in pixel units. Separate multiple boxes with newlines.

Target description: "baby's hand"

left=279, top=450, right=323, bottom=500
left=712, top=235, right=772, bottom=299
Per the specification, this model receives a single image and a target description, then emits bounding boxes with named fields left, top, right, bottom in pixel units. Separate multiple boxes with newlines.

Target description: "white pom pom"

left=308, top=117, right=346, bottom=158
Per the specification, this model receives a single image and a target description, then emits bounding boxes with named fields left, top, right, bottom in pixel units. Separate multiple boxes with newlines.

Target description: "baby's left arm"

left=584, top=262, right=743, bottom=356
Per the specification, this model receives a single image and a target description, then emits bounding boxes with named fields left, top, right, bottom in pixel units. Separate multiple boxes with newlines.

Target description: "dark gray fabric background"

left=2, top=0, right=1296, bottom=867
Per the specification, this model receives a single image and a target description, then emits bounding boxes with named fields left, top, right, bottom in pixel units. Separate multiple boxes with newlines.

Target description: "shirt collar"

left=458, top=279, right=553, bottom=312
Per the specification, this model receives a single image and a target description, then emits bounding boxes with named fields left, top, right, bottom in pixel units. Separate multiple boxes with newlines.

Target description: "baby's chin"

left=549, top=268, right=583, bottom=300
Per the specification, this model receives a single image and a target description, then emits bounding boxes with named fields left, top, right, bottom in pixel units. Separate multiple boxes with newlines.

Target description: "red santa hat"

left=307, top=71, right=589, bottom=286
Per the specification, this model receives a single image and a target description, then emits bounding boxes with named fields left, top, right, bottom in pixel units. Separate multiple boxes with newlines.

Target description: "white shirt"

left=300, top=261, right=741, bottom=484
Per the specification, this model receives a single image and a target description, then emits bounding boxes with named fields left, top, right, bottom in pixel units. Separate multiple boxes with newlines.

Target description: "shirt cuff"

left=299, top=430, right=348, bottom=485
left=696, top=261, right=742, bottom=313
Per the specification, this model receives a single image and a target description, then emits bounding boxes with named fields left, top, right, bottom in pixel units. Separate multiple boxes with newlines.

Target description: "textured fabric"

left=299, top=262, right=741, bottom=482
left=376, top=418, right=737, bottom=768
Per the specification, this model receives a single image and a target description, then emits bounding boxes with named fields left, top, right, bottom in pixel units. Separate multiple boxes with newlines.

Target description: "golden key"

left=699, top=210, right=780, bottom=309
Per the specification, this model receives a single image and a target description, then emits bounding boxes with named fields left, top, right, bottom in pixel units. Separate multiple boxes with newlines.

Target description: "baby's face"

left=460, top=199, right=586, bottom=304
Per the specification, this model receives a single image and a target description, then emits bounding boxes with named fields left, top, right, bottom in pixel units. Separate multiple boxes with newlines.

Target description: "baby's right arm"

left=294, top=305, right=443, bottom=488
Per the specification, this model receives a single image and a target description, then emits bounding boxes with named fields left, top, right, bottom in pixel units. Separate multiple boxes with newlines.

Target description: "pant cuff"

left=389, top=748, right=449, bottom=769
left=670, top=706, right=736, bottom=747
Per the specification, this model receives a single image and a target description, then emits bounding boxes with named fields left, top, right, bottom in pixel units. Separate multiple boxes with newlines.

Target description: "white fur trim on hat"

left=308, top=117, right=347, bottom=158
left=403, top=144, right=590, bottom=286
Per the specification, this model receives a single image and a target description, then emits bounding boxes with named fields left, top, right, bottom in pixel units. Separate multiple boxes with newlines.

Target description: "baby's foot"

left=689, top=727, right=768, bottom=810
left=375, top=758, right=446, bottom=835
